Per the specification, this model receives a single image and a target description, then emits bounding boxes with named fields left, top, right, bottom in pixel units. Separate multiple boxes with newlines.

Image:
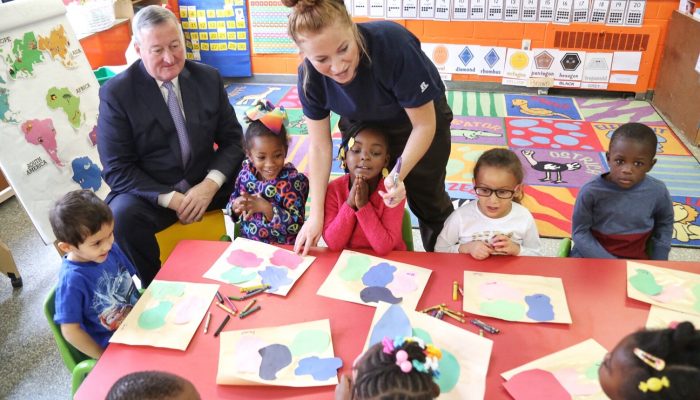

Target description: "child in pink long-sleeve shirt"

left=323, top=125, right=406, bottom=255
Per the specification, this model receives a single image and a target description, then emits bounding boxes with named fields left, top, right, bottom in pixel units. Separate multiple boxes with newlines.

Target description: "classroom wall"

left=246, top=0, right=679, bottom=94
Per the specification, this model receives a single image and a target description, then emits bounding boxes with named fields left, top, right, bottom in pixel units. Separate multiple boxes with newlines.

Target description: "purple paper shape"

left=503, top=369, right=572, bottom=400
left=369, top=304, right=412, bottom=346
left=361, top=263, right=397, bottom=287
left=270, top=249, right=303, bottom=269
left=227, top=249, right=263, bottom=268
left=294, top=356, right=343, bottom=381
left=259, top=266, right=293, bottom=293
left=258, top=344, right=292, bottom=380
left=360, top=286, right=402, bottom=305
left=525, top=294, right=555, bottom=322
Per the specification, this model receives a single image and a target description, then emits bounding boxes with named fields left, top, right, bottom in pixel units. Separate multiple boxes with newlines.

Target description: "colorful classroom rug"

left=226, top=83, right=700, bottom=249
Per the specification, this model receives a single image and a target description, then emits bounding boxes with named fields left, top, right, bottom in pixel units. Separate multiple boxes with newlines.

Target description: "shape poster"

left=503, top=49, right=533, bottom=86
left=423, top=43, right=480, bottom=74
left=316, top=250, right=432, bottom=309
left=110, top=280, right=219, bottom=350
left=462, top=271, right=573, bottom=324
left=501, top=339, right=607, bottom=400
left=217, top=319, right=342, bottom=386
left=203, top=237, right=316, bottom=296
left=0, top=0, right=109, bottom=243
left=365, top=302, right=493, bottom=400
left=582, top=52, right=613, bottom=84
left=627, top=261, right=700, bottom=316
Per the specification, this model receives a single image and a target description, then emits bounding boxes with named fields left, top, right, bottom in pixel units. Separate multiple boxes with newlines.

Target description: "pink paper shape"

left=227, top=249, right=263, bottom=268
left=650, top=284, right=686, bottom=303
left=503, top=369, right=572, bottom=400
left=232, top=336, right=268, bottom=373
left=479, top=281, right=523, bottom=301
left=386, top=271, right=418, bottom=296
left=270, top=249, right=303, bottom=269
left=552, top=368, right=601, bottom=396
left=171, top=296, right=206, bottom=325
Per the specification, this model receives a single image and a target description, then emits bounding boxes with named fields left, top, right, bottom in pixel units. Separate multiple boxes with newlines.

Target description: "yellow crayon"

left=420, top=304, right=442, bottom=313
left=215, top=302, right=237, bottom=316
left=452, top=281, right=458, bottom=301
left=240, top=284, right=270, bottom=293
left=443, top=312, right=465, bottom=323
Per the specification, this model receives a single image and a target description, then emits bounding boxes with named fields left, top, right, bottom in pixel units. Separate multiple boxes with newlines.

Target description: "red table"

left=75, top=240, right=699, bottom=399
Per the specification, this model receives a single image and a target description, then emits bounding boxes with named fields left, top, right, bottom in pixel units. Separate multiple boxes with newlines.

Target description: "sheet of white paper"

left=419, top=0, right=435, bottom=18
left=606, top=0, right=627, bottom=25
left=572, top=0, right=591, bottom=22
left=504, top=0, right=522, bottom=21
left=386, top=0, right=402, bottom=18
left=611, top=51, right=642, bottom=71
left=470, top=0, right=487, bottom=19
left=624, top=0, right=646, bottom=26
left=504, top=49, right=533, bottom=81
left=369, top=0, right=385, bottom=17
left=554, top=0, right=573, bottom=24
left=434, top=0, right=451, bottom=19
left=402, top=0, right=418, bottom=17
left=522, top=0, right=539, bottom=21
left=452, top=0, right=469, bottom=19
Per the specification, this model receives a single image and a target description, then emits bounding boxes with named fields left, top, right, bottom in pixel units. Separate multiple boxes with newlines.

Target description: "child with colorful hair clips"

left=435, top=148, right=541, bottom=259
left=323, top=125, right=406, bottom=256
left=227, top=100, right=309, bottom=244
left=335, top=336, right=441, bottom=400
left=599, top=321, right=700, bottom=400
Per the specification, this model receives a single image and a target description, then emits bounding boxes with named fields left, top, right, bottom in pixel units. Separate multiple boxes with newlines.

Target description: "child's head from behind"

left=598, top=321, right=700, bottom=400
left=106, top=371, right=201, bottom=400
left=340, top=125, right=390, bottom=183
left=473, top=148, right=524, bottom=219
left=49, top=190, right=114, bottom=263
left=606, top=123, right=657, bottom=190
left=244, top=100, right=289, bottom=181
left=350, top=337, right=441, bottom=400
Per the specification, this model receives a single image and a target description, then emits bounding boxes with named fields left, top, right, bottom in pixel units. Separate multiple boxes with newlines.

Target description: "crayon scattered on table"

left=452, top=281, right=459, bottom=301
left=239, top=305, right=261, bottom=319
left=215, top=291, right=225, bottom=304
left=240, top=287, right=266, bottom=300
left=470, top=318, right=500, bottom=334
left=223, top=295, right=238, bottom=313
left=215, top=302, right=237, bottom=316
left=214, top=315, right=230, bottom=337
left=240, top=284, right=270, bottom=293
left=241, top=299, right=257, bottom=314
left=458, top=286, right=464, bottom=297
left=204, top=312, right=211, bottom=334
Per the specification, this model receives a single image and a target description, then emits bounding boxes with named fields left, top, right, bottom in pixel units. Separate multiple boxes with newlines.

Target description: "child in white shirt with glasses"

left=435, top=148, right=542, bottom=259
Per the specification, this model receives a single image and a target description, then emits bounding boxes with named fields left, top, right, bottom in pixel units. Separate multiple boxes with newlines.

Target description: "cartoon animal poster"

left=217, top=319, right=342, bottom=387
left=501, top=339, right=607, bottom=400
left=672, top=198, right=700, bottom=247
left=109, top=280, right=219, bottom=350
left=462, top=271, right=573, bottom=324
left=627, top=261, right=700, bottom=316
left=316, top=250, right=432, bottom=309
left=645, top=305, right=700, bottom=330
left=203, top=238, right=315, bottom=296
left=364, top=302, right=492, bottom=400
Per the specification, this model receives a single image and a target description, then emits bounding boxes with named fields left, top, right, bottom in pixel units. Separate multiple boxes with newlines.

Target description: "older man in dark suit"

left=97, top=6, right=244, bottom=286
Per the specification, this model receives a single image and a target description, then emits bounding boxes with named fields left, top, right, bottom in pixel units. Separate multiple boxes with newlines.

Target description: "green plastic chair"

left=401, top=209, right=414, bottom=251
left=43, top=286, right=96, bottom=395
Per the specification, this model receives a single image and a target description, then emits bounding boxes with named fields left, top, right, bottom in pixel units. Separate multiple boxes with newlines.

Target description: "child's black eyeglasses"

left=474, top=186, right=516, bottom=199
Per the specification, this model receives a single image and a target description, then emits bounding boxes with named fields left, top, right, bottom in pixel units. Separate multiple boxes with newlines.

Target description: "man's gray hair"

left=132, top=5, right=182, bottom=45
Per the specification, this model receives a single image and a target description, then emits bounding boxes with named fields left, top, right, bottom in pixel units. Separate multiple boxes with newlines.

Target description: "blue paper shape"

left=525, top=293, right=555, bottom=322
left=258, top=344, right=292, bottom=380
left=259, top=266, right=293, bottom=293
left=360, top=286, right=402, bottom=304
left=361, top=263, right=397, bottom=287
left=369, top=304, right=412, bottom=346
left=294, top=356, right=343, bottom=381
left=71, top=156, right=102, bottom=191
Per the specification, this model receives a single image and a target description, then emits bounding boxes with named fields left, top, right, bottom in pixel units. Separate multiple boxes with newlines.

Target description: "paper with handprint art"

left=203, top=237, right=315, bottom=296
left=217, top=319, right=342, bottom=387
left=363, top=302, right=492, bottom=400
left=501, top=339, right=608, bottom=400
left=627, top=261, right=700, bottom=316
left=463, top=271, right=572, bottom=324
left=109, top=280, right=218, bottom=350
left=316, top=250, right=432, bottom=309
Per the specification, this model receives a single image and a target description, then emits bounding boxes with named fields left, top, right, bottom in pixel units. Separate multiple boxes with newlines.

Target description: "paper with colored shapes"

left=109, top=280, right=219, bottom=350
left=203, top=238, right=315, bottom=296
left=627, top=262, right=700, bottom=316
left=316, top=250, right=432, bottom=309
left=364, top=302, right=492, bottom=400
left=502, top=339, right=608, bottom=400
left=217, top=319, right=342, bottom=387
left=645, top=305, right=700, bottom=330
left=463, top=271, right=573, bottom=324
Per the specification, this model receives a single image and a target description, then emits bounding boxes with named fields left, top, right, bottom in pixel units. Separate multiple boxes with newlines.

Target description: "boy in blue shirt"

left=50, top=190, right=140, bottom=359
left=571, top=123, right=674, bottom=259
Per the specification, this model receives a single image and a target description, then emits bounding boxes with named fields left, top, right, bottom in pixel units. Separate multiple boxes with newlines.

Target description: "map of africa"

left=46, top=86, right=83, bottom=128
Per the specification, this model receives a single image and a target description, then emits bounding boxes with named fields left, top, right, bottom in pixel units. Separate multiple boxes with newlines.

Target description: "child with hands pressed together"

left=335, top=336, right=442, bottom=400
left=435, top=148, right=541, bottom=259
left=598, top=321, right=700, bottom=400
left=323, top=125, right=407, bottom=256
left=50, top=190, right=141, bottom=359
left=227, top=100, right=309, bottom=244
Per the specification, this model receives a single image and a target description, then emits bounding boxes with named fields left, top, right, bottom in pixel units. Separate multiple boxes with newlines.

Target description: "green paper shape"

left=290, top=329, right=330, bottom=356
left=692, top=284, right=700, bottom=312
left=340, top=254, right=372, bottom=281
left=629, top=269, right=663, bottom=296
left=479, top=300, right=526, bottom=321
left=149, top=281, right=185, bottom=299
left=412, top=327, right=433, bottom=345
left=585, top=361, right=602, bottom=380
left=221, top=266, right=258, bottom=284
left=138, top=301, right=173, bottom=330
left=435, top=349, right=460, bottom=393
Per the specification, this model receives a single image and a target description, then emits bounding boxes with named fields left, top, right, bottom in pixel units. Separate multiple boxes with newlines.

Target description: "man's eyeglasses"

left=474, top=186, right=516, bottom=199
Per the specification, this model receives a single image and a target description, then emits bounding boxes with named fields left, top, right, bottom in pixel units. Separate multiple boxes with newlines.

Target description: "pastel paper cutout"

left=386, top=271, right=418, bottom=296
left=221, top=266, right=258, bottom=284
left=149, top=281, right=185, bottom=299
left=270, top=249, right=303, bottom=269
left=369, top=304, right=412, bottom=346
left=503, top=369, right=572, bottom=400
left=552, top=368, right=601, bottom=396
left=525, top=294, right=555, bottom=322
left=629, top=269, right=663, bottom=296
left=412, top=327, right=433, bottom=345
left=651, top=284, right=686, bottom=303
left=361, top=263, right=397, bottom=287
left=360, top=286, right=402, bottom=304
left=479, top=281, right=524, bottom=301
left=585, top=361, right=601, bottom=380
left=294, top=356, right=343, bottom=381
left=436, top=349, right=461, bottom=393
left=339, top=254, right=372, bottom=281
left=137, top=301, right=173, bottom=330
left=290, top=329, right=330, bottom=357
left=258, top=344, right=292, bottom=380
left=232, top=336, right=267, bottom=373
left=227, top=249, right=263, bottom=268
left=171, top=296, right=206, bottom=324
left=259, top=266, right=293, bottom=293
left=693, top=284, right=700, bottom=312
left=480, top=300, right=527, bottom=321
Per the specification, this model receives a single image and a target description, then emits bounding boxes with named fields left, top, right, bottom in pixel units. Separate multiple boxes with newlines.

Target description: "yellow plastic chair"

left=155, top=210, right=226, bottom=264
left=43, top=286, right=96, bottom=395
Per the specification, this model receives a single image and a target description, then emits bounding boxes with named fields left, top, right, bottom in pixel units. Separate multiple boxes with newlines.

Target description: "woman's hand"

left=294, top=215, right=323, bottom=256
left=379, top=172, right=406, bottom=208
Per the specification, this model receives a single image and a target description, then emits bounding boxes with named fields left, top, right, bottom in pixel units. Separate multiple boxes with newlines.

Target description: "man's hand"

left=177, top=179, right=218, bottom=224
